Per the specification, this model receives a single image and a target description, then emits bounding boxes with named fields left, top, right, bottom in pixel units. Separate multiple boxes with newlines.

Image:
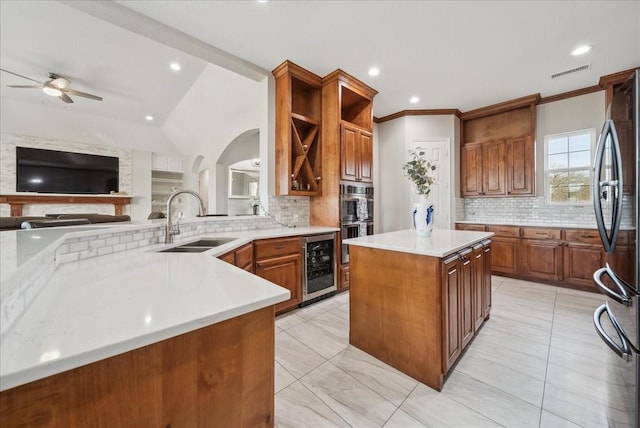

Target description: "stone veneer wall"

left=266, top=195, right=310, bottom=227
left=0, top=134, right=133, bottom=216
left=458, top=195, right=634, bottom=229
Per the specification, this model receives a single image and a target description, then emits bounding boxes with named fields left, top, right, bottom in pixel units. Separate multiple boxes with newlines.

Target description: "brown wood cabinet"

left=442, top=254, right=462, bottom=372
left=459, top=250, right=474, bottom=349
left=520, top=227, right=562, bottom=282
left=272, top=60, right=323, bottom=196
left=254, top=237, right=302, bottom=313
left=472, top=245, right=485, bottom=331
left=456, top=223, right=632, bottom=293
left=341, top=123, right=373, bottom=183
left=460, top=94, right=538, bottom=198
left=506, top=136, right=534, bottom=195
left=340, top=264, right=350, bottom=289
left=482, top=244, right=492, bottom=319
left=218, top=242, right=254, bottom=273
left=482, top=139, right=507, bottom=196
left=461, top=143, right=483, bottom=196
left=0, top=307, right=275, bottom=428
left=486, top=225, right=520, bottom=275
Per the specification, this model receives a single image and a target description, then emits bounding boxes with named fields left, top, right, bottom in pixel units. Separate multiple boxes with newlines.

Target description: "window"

left=544, top=129, right=596, bottom=204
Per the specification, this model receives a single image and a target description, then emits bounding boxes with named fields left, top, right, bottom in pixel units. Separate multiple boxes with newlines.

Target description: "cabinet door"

left=234, top=243, right=254, bottom=272
left=340, top=265, right=350, bottom=289
left=521, top=239, right=562, bottom=281
left=482, top=140, right=506, bottom=196
left=341, top=124, right=358, bottom=182
left=472, top=247, right=485, bottom=332
left=442, top=256, right=461, bottom=372
left=218, top=251, right=235, bottom=265
left=461, top=143, right=483, bottom=196
left=460, top=254, right=474, bottom=348
left=482, top=245, right=492, bottom=319
left=507, top=136, right=534, bottom=196
left=358, top=130, right=373, bottom=183
left=152, top=154, right=168, bottom=171
left=490, top=237, right=520, bottom=275
left=255, top=253, right=302, bottom=313
left=563, top=243, right=603, bottom=291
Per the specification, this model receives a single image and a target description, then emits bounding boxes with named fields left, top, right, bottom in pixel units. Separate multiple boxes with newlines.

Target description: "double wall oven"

left=340, top=182, right=374, bottom=264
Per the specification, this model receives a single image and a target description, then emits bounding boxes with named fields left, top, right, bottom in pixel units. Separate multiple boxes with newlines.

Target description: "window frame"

left=543, top=128, right=597, bottom=206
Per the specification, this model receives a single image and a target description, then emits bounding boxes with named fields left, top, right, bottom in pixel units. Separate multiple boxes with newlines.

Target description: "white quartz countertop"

left=0, top=223, right=337, bottom=391
left=344, top=229, right=494, bottom=258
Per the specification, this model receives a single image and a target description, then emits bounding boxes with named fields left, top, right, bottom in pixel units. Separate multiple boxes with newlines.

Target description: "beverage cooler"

left=591, top=70, right=639, bottom=428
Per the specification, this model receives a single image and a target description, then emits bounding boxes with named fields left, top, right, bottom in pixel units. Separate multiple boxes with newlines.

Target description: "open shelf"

left=341, top=85, right=373, bottom=129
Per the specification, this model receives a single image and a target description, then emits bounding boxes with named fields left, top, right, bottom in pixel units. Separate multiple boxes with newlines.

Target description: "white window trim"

left=544, top=128, right=597, bottom=206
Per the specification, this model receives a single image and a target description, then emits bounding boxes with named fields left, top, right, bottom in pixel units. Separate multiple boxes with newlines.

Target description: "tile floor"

left=274, top=275, right=632, bottom=428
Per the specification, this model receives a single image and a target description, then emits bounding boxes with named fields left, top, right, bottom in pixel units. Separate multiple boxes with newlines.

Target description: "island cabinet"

left=254, top=237, right=302, bottom=314
left=348, top=232, right=492, bottom=391
left=0, top=307, right=275, bottom=428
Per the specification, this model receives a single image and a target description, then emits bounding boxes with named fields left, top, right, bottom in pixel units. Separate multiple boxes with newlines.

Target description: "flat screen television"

left=16, top=147, right=119, bottom=194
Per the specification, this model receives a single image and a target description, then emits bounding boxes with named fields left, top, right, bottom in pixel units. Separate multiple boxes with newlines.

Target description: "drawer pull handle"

left=274, top=244, right=286, bottom=249
left=535, top=232, right=547, bottom=235
left=581, top=234, right=594, bottom=239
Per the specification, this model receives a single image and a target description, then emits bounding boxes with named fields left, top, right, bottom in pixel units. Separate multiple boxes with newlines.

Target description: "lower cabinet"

left=219, top=242, right=254, bottom=273
left=442, top=243, right=492, bottom=372
left=254, top=237, right=302, bottom=314
left=442, top=254, right=462, bottom=372
left=340, top=265, right=350, bottom=289
left=456, top=223, right=632, bottom=293
left=521, top=239, right=563, bottom=281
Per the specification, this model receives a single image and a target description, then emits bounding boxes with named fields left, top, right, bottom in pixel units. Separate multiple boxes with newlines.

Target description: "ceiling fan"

left=0, top=68, right=103, bottom=103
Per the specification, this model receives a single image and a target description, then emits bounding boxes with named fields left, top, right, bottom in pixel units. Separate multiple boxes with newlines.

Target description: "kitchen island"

left=344, top=228, right=493, bottom=391
left=0, top=218, right=336, bottom=427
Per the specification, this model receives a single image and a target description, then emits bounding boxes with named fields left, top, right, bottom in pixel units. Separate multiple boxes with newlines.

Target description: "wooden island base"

left=349, top=243, right=491, bottom=391
left=0, top=306, right=275, bottom=428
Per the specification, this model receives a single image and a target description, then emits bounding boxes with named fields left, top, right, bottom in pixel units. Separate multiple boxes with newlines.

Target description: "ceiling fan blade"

left=0, top=68, right=43, bottom=84
left=64, top=88, right=102, bottom=101
left=6, top=85, right=43, bottom=89
left=59, top=92, right=74, bottom=104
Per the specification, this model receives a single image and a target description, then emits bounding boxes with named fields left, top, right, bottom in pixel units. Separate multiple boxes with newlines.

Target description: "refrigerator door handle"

left=593, top=264, right=637, bottom=307
left=593, top=303, right=634, bottom=361
left=592, top=120, right=623, bottom=253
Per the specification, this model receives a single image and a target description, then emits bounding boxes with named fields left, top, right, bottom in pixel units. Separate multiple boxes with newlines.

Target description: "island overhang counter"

left=344, top=228, right=494, bottom=391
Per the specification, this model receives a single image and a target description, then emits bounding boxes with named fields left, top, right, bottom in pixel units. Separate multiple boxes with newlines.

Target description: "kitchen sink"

left=160, top=246, right=212, bottom=253
left=158, top=237, right=237, bottom=253
left=183, top=238, right=237, bottom=247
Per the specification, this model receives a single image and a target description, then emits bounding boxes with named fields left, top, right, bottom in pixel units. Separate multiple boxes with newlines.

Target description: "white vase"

left=413, top=194, right=434, bottom=237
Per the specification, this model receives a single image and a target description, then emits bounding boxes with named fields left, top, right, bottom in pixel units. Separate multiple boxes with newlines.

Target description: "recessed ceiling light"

left=410, top=96, right=420, bottom=104
left=257, top=0, right=269, bottom=3
left=145, top=115, right=154, bottom=121
left=571, top=45, right=591, bottom=56
left=368, top=67, right=380, bottom=77
left=170, top=62, right=181, bottom=71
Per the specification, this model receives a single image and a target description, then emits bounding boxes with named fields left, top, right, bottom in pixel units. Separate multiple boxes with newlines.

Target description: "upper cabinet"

left=272, top=60, right=323, bottom=196
left=460, top=94, right=539, bottom=198
left=152, top=153, right=184, bottom=173
left=340, top=123, right=373, bottom=183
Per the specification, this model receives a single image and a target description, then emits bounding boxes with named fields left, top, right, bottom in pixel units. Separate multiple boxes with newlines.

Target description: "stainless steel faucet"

left=165, top=190, right=206, bottom=244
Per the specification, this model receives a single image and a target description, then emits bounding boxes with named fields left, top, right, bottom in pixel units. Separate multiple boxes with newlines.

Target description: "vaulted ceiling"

left=1, top=1, right=638, bottom=154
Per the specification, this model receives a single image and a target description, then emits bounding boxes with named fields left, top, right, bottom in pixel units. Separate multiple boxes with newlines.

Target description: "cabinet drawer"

left=564, top=229, right=601, bottom=244
left=254, top=237, right=301, bottom=259
left=486, top=225, right=520, bottom=238
left=456, top=223, right=486, bottom=232
left=521, top=227, right=561, bottom=240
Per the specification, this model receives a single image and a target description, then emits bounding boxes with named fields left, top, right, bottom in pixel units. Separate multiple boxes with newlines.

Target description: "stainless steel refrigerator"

left=592, top=69, right=639, bottom=428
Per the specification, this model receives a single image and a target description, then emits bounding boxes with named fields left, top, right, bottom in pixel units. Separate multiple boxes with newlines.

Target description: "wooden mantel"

left=0, top=194, right=132, bottom=216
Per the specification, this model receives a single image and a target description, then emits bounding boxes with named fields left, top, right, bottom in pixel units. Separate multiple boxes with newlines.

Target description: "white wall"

left=377, top=115, right=458, bottom=232
left=535, top=91, right=605, bottom=194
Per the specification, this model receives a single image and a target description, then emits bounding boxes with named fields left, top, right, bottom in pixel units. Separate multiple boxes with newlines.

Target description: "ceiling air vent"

left=551, top=64, right=591, bottom=79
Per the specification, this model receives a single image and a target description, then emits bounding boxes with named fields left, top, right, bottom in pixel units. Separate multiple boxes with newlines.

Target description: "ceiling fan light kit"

left=0, top=68, right=103, bottom=103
